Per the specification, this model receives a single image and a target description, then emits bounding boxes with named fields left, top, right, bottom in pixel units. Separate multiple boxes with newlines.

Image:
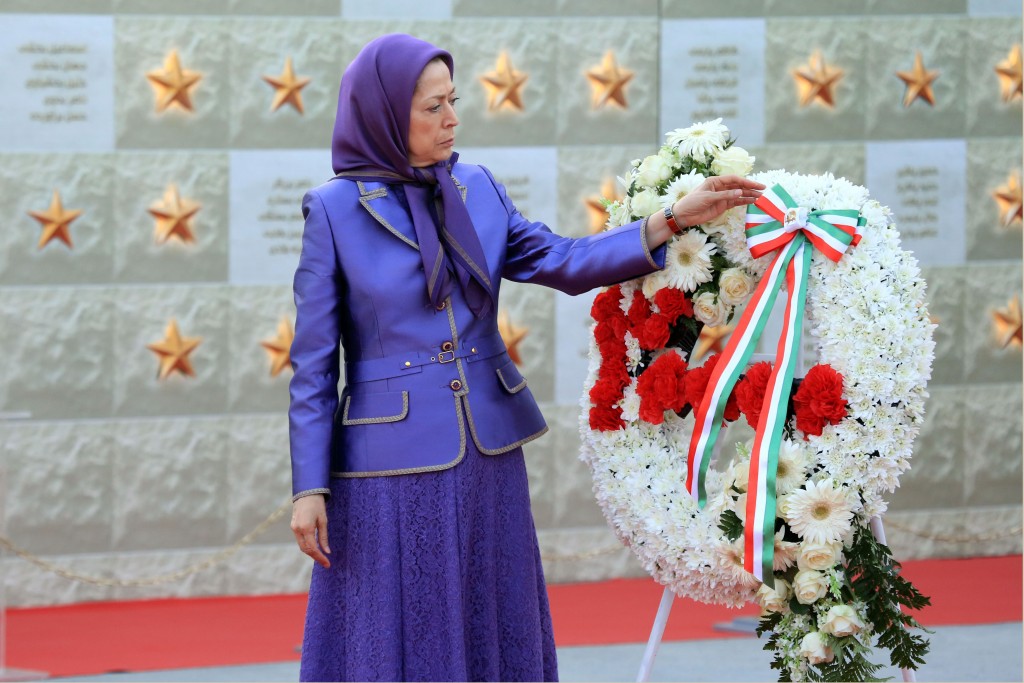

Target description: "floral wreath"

left=579, top=120, right=936, bottom=680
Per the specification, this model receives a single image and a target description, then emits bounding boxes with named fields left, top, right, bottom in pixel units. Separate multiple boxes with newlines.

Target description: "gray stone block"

left=0, top=287, right=115, bottom=419
left=111, top=416, right=229, bottom=551
left=445, top=19, right=557, bottom=147
left=764, top=18, right=868, bottom=143
left=554, top=19, right=659, bottom=145
left=1, top=420, right=115, bottom=554
left=966, top=138, right=1023, bottom=261
left=864, top=16, right=967, bottom=140
left=115, top=17, right=231, bottom=149
left=112, top=151, right=229, bottom=283
left=112, top=285, right=230, bottom=417
left=228, top=18, right=346, bottom=149
left=0, top=153, right=115, bottom=286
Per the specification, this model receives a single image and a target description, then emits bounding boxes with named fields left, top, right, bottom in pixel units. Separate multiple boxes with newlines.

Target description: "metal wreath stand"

left=633, top=351, right=919, bottom=683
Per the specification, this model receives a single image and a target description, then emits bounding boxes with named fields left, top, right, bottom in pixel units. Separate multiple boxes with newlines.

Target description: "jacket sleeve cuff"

left=292, top=487, right=331, bottom=503
left=640, top=216, right=667, bottom=271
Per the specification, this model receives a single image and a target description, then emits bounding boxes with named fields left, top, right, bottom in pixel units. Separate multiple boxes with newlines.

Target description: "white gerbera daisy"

left=775, top=439, right=810, bottom=495
left=661, top=170, right=706, bottom=208
left=773, top=528, right=800, bottom=571
left=666, top=117, right=729, bottom=161
left=716, top=538, right=760, bottom=590
left=663, top=230, right=716, bottom=292
left=785, top=479, right=854, bottom=545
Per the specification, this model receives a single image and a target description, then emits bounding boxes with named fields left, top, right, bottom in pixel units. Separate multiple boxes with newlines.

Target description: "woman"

left=289, top=33, right=763, bottom=682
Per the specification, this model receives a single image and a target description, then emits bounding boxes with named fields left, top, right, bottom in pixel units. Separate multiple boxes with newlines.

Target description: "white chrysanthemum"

left=662, top=230, right=716, bottom=292
left=661, top=170, right=706, bottom=208
left=775, top=439, right=810, bottom=495
left=666, top=117, right=729, bottom=161
left=785, top=479, right=854, bottom=545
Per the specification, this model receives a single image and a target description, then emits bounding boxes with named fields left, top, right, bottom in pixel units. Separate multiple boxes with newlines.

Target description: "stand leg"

left=636, top=586, right=675, bottom=683
left=869, top=517, right=917, bottom=683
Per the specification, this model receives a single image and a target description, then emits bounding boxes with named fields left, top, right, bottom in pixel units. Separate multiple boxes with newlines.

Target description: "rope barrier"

left=1, top=505, right=1019, bottom=584
left=0, top=501, right=291, bottom=587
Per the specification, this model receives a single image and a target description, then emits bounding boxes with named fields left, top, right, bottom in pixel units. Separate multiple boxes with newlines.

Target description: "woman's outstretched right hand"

left=291, top=494, right=331, bottom=569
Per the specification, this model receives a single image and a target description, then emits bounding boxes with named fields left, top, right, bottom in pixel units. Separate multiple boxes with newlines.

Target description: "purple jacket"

left=288, top=162, right=665, bottom=500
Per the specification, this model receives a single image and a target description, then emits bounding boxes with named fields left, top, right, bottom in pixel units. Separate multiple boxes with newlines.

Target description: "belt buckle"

left=437, top=350, right=455, bottom=364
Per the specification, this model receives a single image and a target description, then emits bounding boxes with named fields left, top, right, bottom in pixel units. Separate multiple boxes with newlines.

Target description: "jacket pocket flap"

left=341, top=391, right=409, bottom=425
left=496, top=361, right=527, bottom=394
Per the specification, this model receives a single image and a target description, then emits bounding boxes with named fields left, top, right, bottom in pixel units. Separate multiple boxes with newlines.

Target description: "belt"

left=345, top=332, right=507, bottom=384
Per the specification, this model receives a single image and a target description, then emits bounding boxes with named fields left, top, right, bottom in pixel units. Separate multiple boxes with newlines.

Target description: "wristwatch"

left=663, top=206, right=685, bottom=235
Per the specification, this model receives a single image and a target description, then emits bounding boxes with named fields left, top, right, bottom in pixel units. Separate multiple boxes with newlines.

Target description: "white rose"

left=792, top=569, right=829, bottom=605
left=717, top=267, right=754, bottom=307
left=693, top=291, right=729, bottom=327
left=799, top=632, right=835, bottom=665
left=729, top=459, right=749, bottom=493
left=797, top=540, right=842, bottom=572
left=711, top=145, right=755, bottom=177
left=821, top=604, right=865, bottom=637
left=636, top=154, right=673, bottom=188
left=756, top=579, right=791, bottom=614
left=630, top=189, right=663, bottom=218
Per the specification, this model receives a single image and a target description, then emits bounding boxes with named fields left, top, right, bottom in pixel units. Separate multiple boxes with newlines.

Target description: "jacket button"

left=449, top=379, right=463, bottom=391
left=441, top=341, right=454, bottom=352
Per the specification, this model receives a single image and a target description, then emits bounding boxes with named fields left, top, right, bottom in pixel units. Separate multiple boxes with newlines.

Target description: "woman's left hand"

left=672, top=175, right=765, bottom=227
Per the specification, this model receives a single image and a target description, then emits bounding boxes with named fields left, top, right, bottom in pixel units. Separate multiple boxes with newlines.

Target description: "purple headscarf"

left=331, top=33, right=493, bottom=318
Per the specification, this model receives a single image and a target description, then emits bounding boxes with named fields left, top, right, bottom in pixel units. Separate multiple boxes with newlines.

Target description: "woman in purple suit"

left=288, top=33, right=763, bottom=682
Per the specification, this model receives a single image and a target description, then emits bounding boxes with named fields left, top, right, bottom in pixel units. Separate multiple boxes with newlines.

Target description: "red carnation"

left=653, top=287, right=694, bottom=322
left=594, top=320, right=618, bottom=345
left=589, top=377, right=622, bottom=407
left=589, top=404, right=625, bottom=432
left=683, top=354, right=740, bottom=421
left=598, top=359, right=630, bottom=391
left=591, top=285, right=623, bottom=322
left=734, top=361, right=773, bottom=429
left=792, top=364, right=848, bottom=438
left=636, top=351, right=688, bottom=424
left=639, top=314, right=671, bottom=350
left=608, top=314, right=629, bottom=339
left=627, top=291, right=652, bottom=326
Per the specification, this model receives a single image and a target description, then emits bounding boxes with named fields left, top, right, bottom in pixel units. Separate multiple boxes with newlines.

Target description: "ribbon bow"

left=685, top=183, right=865, bottom=587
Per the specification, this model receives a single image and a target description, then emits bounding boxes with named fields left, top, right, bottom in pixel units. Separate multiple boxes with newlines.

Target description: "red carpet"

left=6, top=555, right=1021, bottom=677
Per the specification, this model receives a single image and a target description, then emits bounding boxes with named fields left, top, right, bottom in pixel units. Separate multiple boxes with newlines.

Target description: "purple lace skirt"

left=299, top=440, right=558, bottom=682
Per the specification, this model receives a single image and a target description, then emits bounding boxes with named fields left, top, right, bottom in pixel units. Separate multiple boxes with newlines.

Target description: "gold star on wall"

left=995, top=44, right=1022, bottom=103
left=992, top=295, right=1023, bottom=349
left=262, top=57, right=311, bottom=114
left=992, top=173, right=1023, bottom=228
left=585, top=51, right=634, bottom=110
left=896, top=51, right=939, bottom=107
left=260, top=317, right=294, bottom=377
left=498, top=308, right=529, bottom=366
left=584, top=178, right=624, bottom=234
left=146, top=319, right=202, bottom=379
left=148, top=184, right=201, bottom=244
left=693, top=324, right=735, bottom=363
left=146, top=50, right=202, bottom=113
left=27, top=189, right=82, bottom=250
left=480, top=51, right=528, bottom=112
left=792, top=50, right=843, bottom=109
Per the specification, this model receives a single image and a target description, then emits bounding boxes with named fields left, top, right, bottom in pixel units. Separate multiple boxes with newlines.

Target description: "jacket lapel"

left=356, top=181, right=419, bottom=251
left=355, top=173, right=470, bottom=251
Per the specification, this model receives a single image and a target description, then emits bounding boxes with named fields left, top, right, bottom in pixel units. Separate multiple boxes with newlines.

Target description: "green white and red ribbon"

left=685, top=184, right=864, bottom=586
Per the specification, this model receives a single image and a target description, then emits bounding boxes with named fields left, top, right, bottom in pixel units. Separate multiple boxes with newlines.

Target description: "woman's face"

left=408, top=59, right=459, bottom=168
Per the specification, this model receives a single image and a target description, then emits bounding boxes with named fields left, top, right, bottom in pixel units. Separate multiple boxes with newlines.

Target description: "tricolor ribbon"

left=685, top=183, right=865, bottom=587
